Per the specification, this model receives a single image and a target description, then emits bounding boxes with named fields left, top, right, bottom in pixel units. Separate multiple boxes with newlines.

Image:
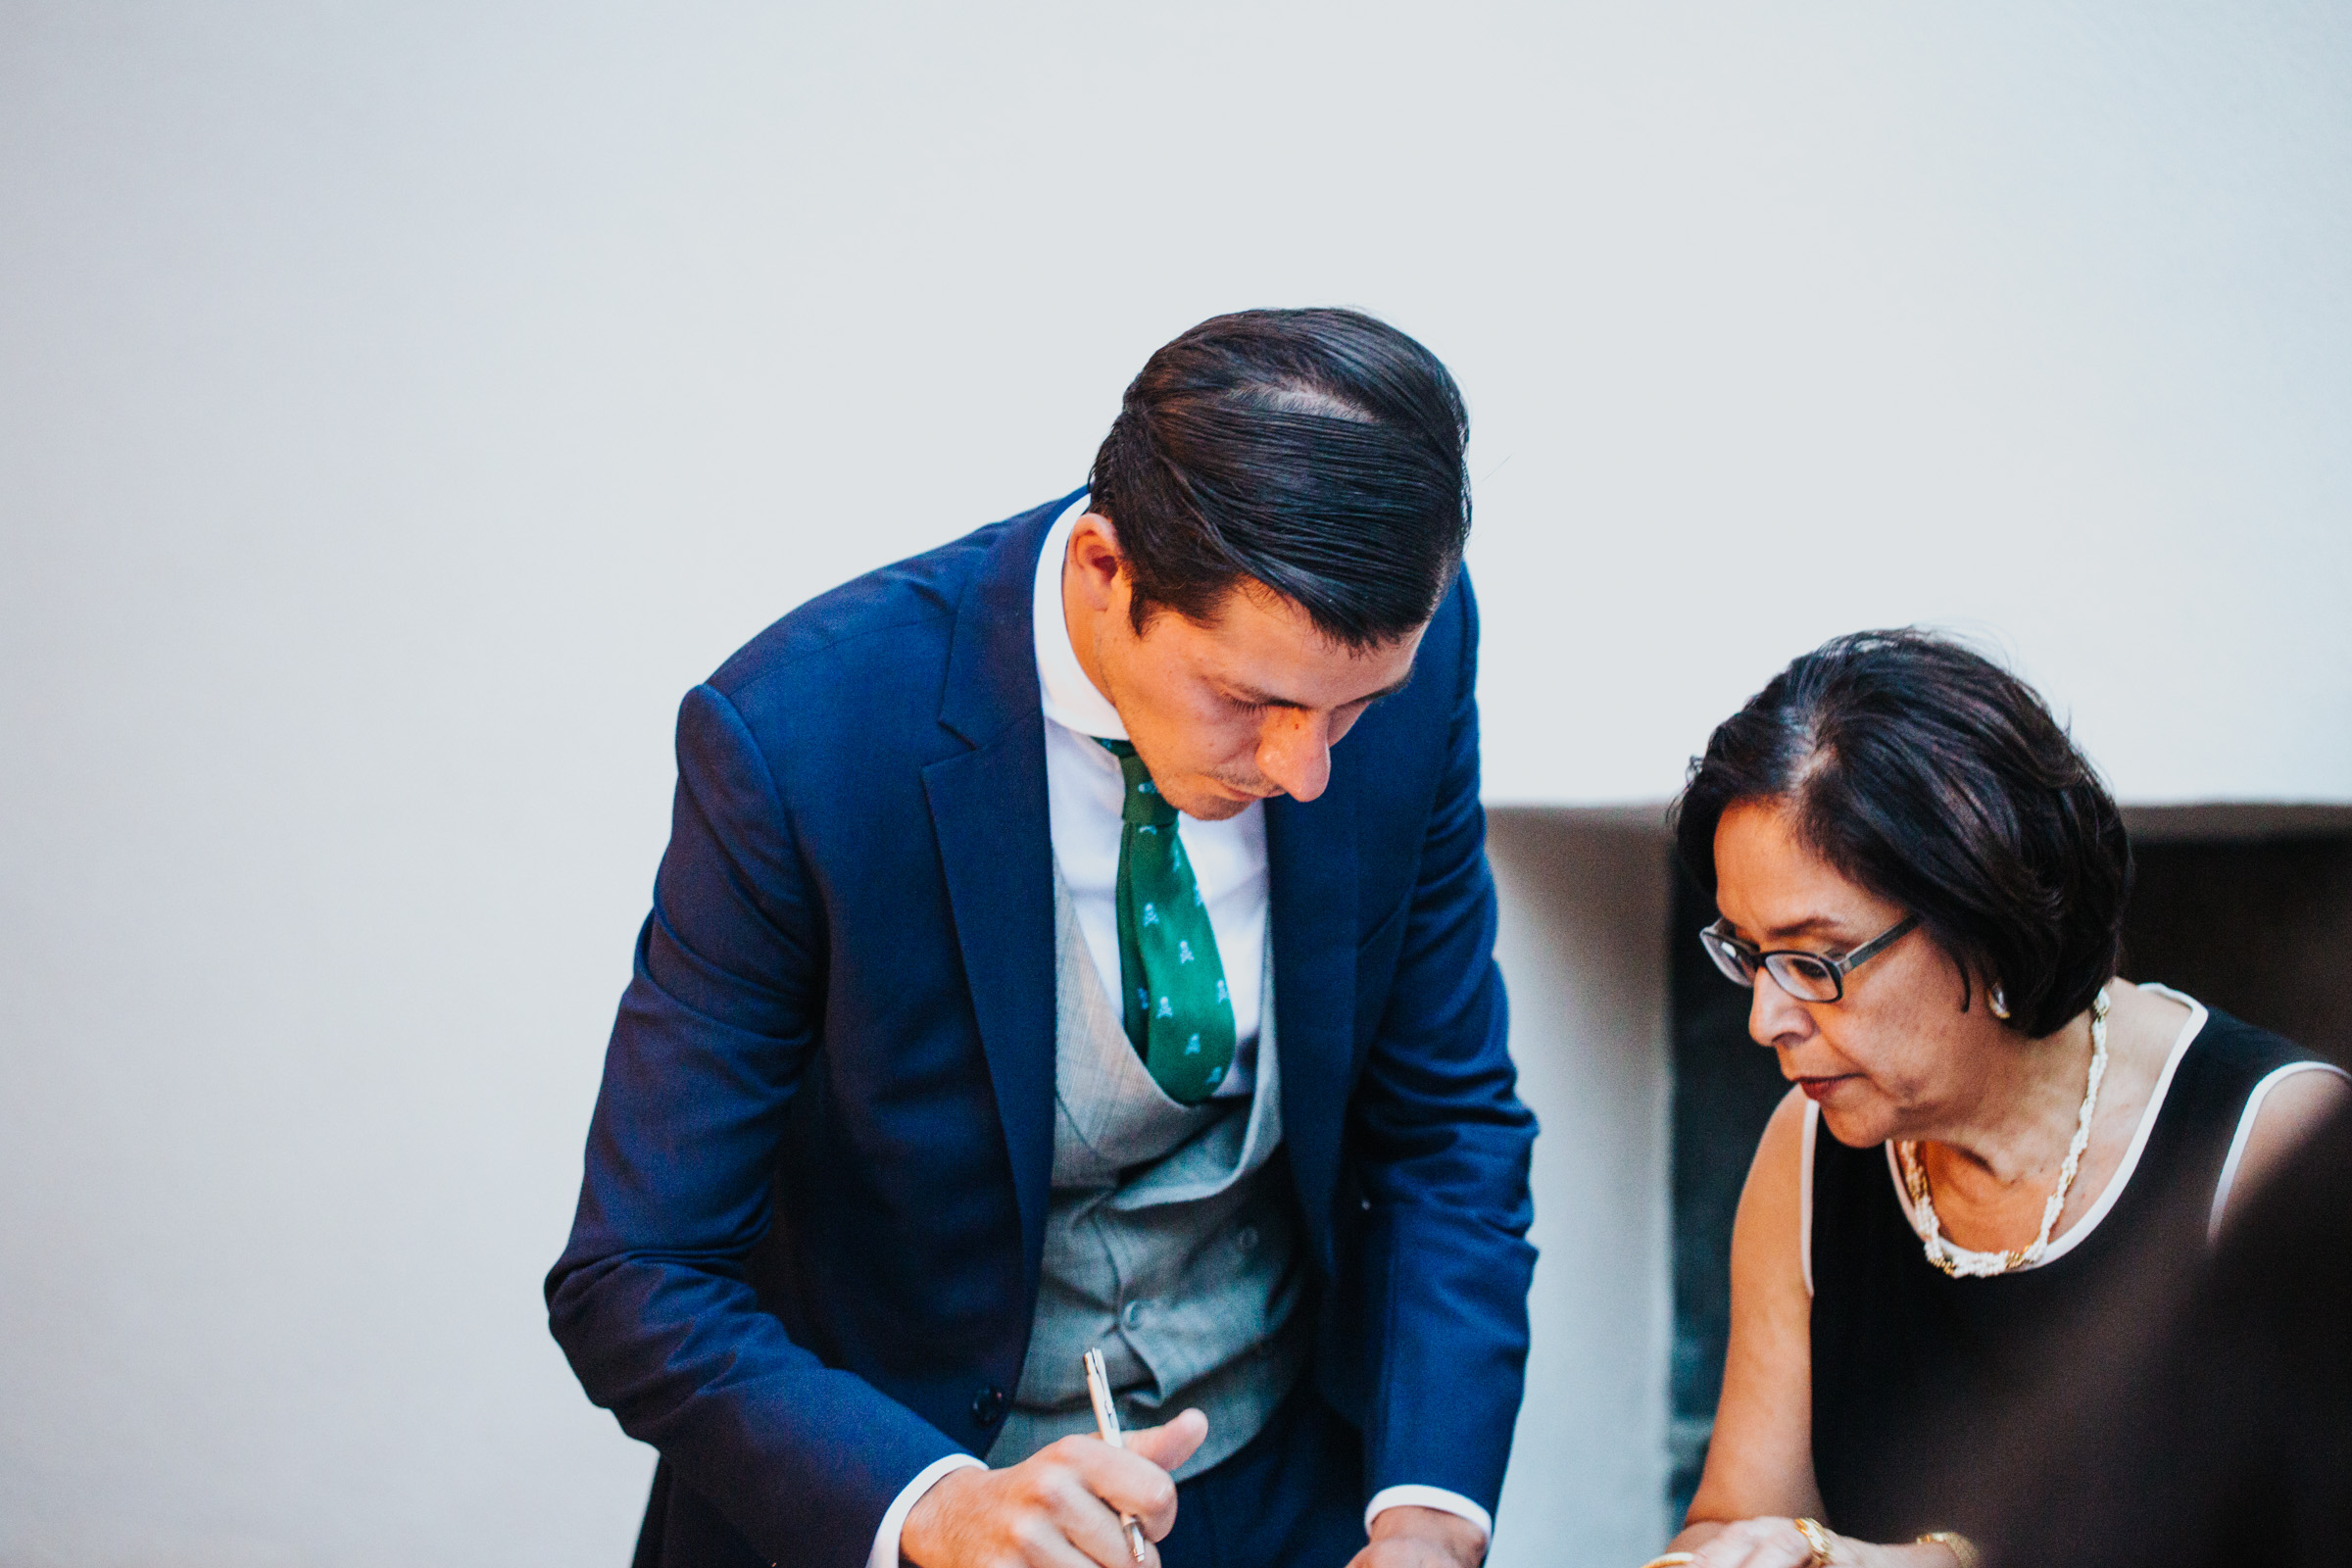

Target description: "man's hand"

left=1348, top=1505, right=1487, bottom=1568
left=901, top=1409, right=1208, bottom=1568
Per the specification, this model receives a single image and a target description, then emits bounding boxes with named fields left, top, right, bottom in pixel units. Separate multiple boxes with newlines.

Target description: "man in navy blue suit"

left=549, top=310, right=1538, bottom=1568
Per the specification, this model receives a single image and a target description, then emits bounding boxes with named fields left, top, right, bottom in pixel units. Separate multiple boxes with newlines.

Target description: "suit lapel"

left=923, top=488, right=1369, bottom=1292
left=1265, top=779, right=1359, bottom=1274
left=922, top=496, right=1072, bottom=1302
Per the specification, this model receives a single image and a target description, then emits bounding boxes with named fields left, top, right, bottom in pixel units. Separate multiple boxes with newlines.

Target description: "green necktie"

left=1098, top=740, right=1237, bottom=1104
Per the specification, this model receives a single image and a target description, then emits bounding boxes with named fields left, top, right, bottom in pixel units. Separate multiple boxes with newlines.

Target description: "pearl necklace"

left=1896, top=988, right=2111, bottom=1279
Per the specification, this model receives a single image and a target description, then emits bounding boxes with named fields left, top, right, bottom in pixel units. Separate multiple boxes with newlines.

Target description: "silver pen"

left=1082, top=1347, right=1149, bottom=1564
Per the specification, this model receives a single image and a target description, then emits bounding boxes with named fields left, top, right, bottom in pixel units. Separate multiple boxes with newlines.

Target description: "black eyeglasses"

left=1698, top=914, right=1920, bottom=1003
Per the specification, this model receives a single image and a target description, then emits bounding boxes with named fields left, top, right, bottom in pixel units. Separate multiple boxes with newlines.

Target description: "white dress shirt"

left=867, top=496, right=1489, bottom=1565
left=1032, top=496, right=1269, bottom=1098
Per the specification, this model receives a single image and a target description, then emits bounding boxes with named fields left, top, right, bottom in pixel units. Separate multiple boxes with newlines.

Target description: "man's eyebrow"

left=1223, top=668, right=1417, bottom=710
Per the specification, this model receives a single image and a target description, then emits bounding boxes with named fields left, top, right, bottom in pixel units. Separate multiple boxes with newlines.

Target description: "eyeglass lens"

left=1701, top=930, right=1757, bottom=986
left=1699, top=928, right=1845, bottom=1003
left=1765, top=953, right=1840, bottom=1001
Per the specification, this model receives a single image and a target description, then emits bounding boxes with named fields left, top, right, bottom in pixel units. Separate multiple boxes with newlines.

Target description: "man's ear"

left=1065, top=513, right=1127, bottom=614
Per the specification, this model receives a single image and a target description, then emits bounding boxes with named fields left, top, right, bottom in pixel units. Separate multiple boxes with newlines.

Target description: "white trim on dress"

left=1799, top=1097, right=1819, bottom=1298
left=1796, top=983, right=2351, bottom=1297
left=1789, top=984, right=2209, bottom=1282
left=1877, top=986, right=2207, bottom=1272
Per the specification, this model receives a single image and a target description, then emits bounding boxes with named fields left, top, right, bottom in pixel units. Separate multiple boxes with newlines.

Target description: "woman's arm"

left=1663, top=1090, right=1963, bottom=1568
left=1671, top=1087, right=1819, bottom=1549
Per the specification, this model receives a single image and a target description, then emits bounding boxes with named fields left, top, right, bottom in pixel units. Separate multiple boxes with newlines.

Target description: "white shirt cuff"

left=868, top=1453, right=988, bottom=1568
left=1365, top=1485, right=1494, bottom=1545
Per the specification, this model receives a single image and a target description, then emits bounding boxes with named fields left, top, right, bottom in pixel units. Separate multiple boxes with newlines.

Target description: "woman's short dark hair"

left=1670, top=629, right=2132, bottom=1038
left=1087, top=307, right=1471, bottom=650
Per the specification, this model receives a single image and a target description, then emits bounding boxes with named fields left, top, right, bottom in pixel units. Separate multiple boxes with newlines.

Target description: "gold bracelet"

left=1791, top=1518, right=1836, bottom=1565
left=1915, top=1531, right=1982, bottom=1568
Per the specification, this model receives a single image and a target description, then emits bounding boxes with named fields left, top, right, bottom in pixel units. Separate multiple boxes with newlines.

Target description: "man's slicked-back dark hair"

left=1669, top=630, right=2132, bottom=1039
left=1088, top=307, right=1471, bottom=649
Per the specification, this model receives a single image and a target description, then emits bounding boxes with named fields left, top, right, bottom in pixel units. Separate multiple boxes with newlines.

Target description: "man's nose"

left=1254, top=710, right=1333, bottom=803
left=1748, top=974, right=1815, bottom=1050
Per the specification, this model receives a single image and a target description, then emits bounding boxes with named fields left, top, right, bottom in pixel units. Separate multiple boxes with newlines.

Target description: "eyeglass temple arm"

left=1836, top=913, right=1921, bottom=973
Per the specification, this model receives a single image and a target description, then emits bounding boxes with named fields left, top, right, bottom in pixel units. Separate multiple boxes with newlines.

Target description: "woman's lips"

left=1796, top=1074, right=1858, bottom=1102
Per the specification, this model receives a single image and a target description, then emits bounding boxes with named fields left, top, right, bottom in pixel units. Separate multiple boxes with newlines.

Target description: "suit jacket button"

left=972, top=1385, right=1007, bottom=1426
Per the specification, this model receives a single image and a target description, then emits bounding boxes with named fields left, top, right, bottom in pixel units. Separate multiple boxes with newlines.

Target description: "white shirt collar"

left=1032, top=493, right=1127, bottom=740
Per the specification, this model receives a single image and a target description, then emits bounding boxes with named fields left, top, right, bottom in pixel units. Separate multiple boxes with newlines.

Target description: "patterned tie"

left=1097, top=740, right=1237, bottom=1103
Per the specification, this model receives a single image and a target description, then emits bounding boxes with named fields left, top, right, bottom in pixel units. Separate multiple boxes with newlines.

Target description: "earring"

left=1988, top=986, right=2011, bottom=1020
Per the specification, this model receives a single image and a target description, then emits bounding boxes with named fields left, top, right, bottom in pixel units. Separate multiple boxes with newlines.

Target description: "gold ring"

left=1792, top=1518, right=1836, bottom=1566
left=1634, top=1557, right=1694, bottom=1568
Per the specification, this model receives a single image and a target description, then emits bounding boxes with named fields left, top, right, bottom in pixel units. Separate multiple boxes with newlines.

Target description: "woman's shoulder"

left=1731, top=1086, right=1815, bottom=1306
left=2129, top=982, right=2350, bottom=1229
left=2219, top=1066, right=2352, bottom=1222
left=1758, top=1082, right=1811, bottom=1158
left=1732, top=1087, right=1814, bottom=1294
left=1741, top=1087, right=1814, bottom=1231
left=2182, top=1002, right=2350, bottom=1230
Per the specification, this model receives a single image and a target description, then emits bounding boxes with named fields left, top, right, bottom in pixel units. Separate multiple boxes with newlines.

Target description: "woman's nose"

left=1748, top=974, right=1815, bottom=1049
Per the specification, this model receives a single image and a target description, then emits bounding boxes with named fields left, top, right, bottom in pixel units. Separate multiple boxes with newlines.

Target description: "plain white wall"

left=3, top=4, right=2349, bottom=1564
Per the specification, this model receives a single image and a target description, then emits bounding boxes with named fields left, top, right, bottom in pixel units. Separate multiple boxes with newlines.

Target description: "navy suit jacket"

left=548, top=493, right=1539, bottom=1568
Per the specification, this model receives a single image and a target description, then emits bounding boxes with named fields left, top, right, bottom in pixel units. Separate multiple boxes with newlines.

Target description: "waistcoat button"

left=971, top=1385, right=1007, bottom=1426
left=1121, top=1298, right=1150, bottom=1329
left=1235, top=1224, right=1259, bottom=1251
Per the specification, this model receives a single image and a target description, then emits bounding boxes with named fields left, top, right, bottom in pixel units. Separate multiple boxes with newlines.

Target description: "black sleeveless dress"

left=1806, top=996, right=2326, bottom=1542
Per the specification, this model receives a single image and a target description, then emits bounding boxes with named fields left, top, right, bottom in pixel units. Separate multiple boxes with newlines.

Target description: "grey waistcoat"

left=988, top=872, right=1308, bottom=1480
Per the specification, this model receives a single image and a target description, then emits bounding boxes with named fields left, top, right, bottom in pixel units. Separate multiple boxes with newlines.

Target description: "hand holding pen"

left=897, top=1366, right=1206, bottom=1568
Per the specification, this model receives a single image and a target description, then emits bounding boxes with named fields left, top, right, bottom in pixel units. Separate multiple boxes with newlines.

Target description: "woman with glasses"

left=1645, top=630, right=2346, bottom=1568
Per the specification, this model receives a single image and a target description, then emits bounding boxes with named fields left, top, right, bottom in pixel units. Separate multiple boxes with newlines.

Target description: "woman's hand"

left=1688, top=1517, right=1865, bottom=1568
